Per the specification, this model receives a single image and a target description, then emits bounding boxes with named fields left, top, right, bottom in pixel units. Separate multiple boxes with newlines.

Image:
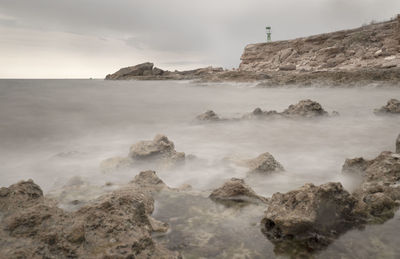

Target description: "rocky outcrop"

left=0, top=175, right=180, bottom=258
left=105, top=62, right=224, bottom=80
left=342, top=157, right=371, bottom=175
left=397, top=134, right=400, bottom=153
left=347, top=151, right=400, bottom=223
left=240, top=17, right=400, bottom=73
left=209, top=178, right=267, bottom=204
left=261, top=182, right=361, bottom=252
left=100, top=134, right=185, bottom=172
left=282, top=99, right=329, bottom=118
left=245, top=152, right=284, bottom=174
left=195, top=110, right=221, bottom=121
left=374, top=98, right=400, bottom=114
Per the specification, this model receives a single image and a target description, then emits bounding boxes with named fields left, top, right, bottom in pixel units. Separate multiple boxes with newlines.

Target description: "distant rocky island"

left=106, top=15, right=400, bottom=86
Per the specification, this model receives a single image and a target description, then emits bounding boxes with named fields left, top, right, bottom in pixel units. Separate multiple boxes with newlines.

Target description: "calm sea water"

left=1, top=79, right=399, bottom=258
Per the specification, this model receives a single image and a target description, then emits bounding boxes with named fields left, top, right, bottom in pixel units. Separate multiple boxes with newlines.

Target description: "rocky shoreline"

left=2, top=97, right=400, bottom=257
left=105, top=15, right=400, bottom=87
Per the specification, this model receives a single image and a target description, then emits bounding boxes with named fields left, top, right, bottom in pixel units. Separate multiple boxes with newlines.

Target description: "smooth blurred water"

left=1, top=79, right=400, bottom=258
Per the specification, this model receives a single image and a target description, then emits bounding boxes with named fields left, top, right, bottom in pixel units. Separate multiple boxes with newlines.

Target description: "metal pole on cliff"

left=266, top=26, right=272, bottom=42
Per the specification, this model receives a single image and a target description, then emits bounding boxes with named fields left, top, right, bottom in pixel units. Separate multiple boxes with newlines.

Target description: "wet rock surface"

left=282, top=99, right=329, bottom=118
left=374, top=98, right=400, bottom=114
left=349, top=151, right=400, bottom=223
left=261, top=182, right=361, bottom=253
left=245, top=152, right=284, bottom=174
left=195, top=110, right=221, bottom=121
left=209, top=178, right=267, bottom=204
left=101, top=134, right=185, bottom=172
left=0, top=174, right=180, bottom=258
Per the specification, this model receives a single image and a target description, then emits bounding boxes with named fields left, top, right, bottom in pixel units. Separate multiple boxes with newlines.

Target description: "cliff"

left=240, top=16, right=400, bottom=72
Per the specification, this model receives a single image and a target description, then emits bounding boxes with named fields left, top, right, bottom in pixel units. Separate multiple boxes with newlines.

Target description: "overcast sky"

left=0, top=0, right=399, bottom=78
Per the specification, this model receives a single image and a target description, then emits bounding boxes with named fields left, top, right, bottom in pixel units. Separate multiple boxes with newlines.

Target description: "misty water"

left=1, top=79, right=400, bottom=258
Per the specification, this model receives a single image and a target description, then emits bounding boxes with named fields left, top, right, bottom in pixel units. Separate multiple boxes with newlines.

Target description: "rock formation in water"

left=195, top=110, right=221, bottom=121
left=100, top=134, right=185, bottom=172
left=282, top=99, right=329, bottom=117
left=0, top=174, right=180, bottom=258
left=209, top=178, right=267, bottom=204
left=374, top=98, right=400, bottom=114
left=245, top=152, right=284, bottom=174
left=105, top=62, right=224, bottom=80
left=261, top=135, right=400, bottom=255
left=397, top=134, right=400, bottom=153
left=261, top=182, right=362, bottom=252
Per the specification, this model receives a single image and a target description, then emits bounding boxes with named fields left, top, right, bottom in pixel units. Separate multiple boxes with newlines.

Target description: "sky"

left=0, top=0, right=399, bottom=78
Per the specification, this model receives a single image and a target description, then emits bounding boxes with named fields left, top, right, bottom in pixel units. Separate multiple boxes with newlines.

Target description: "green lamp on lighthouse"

left=266, top=26, right=272, bottom=42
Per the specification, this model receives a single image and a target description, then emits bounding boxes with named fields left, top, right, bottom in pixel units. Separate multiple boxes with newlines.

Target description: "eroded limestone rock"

left=282, top=99, right=329, bottom=118
left=246, top=152, right=284, bottom=174
left=0, top=175, right=180, bottom=258
left=209, top=178, right=267, bottom=204
left=261, top=182, right=361, bottom=251
left=374, top=99, right=400, bottom=114
left=101, top=135, right=185, bottom=172
left=196, top=110, right=221, bottom=121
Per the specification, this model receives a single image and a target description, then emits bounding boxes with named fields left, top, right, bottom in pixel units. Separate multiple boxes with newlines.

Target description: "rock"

left=261, top=182, right=361, bottom=251
left=196, top=110, right=220, bottom=121
left=106, top=62, right=154, bottom=79
left=282, top=99, right=328, bottom=118
left=279, top=64, right=296, bottom=71
left=348, top=151, right=400, bottom=223
left=209, top=178, right=266, bottom=204
left=342, top=157, right=371, bottom=175
left=129, top=134, right=184, bottom=162
left=130, top=170, right=167, bottom=192
left=374, top=99, right=400, bottom=114
left=0, top=178, right=180, bottom=258
left=245, top=152, right=284, bottom=174
left=396, top=134, right=400, bottom=153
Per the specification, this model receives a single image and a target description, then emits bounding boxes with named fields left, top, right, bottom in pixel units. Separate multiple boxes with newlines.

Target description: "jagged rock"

left=282, top=99, right=328, bottom=118
left=130, top=170, right=167, bottom=192
left=246, top=152, right=284, bottom=174
left=374, top=99, right=400, bottom=114
left=396, top=134, right=400, bottom=153
left=0, top=177, right=180, bottom=258
left=196, top=110, right=220, bottom=121
left=209, top=178, right=266, bottom=204
left=101, top=135, right=185, bottom=172
left=261, top=182, right=361, bottom=251
left=129, top=134, right=185, bottom=164
left=348, top=151, right=400, bottom=223
left=342, top=157, right=371, bottom=175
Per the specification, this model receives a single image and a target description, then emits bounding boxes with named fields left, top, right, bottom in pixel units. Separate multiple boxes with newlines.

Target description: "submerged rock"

left=374, top=99, right=400, bottom=114
left=196, top=110, right=221, bottom=121
left=209, top=178, right=267, bottom=204
left=246, top=152, right=284, bottom=174
left=261, top=182, right=361, bottom=252
left=129, top=134, right=185, bottom=162
left=282, top=99, right=329, bottom=118
left=0, top=175, right=180, bottom=258
left=101, top=134, right=185, bottom=172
